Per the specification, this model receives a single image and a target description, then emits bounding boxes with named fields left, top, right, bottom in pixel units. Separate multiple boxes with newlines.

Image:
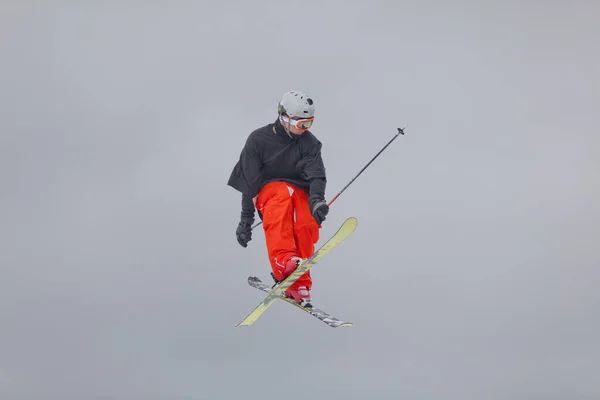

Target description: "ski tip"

left=344, top=216, right=358, bottom=229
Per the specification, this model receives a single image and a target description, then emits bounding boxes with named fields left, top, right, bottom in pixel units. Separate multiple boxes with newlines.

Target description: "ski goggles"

left=280, top=114, right=314, bottom=130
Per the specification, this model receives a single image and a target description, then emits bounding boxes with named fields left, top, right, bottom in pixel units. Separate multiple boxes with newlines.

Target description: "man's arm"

left=303, top=138, right=329, bottom=224
left=228, top=133, right=263, bottom=247
left=241, top=192, right=255, bottom=223
left=227, top=132, right=263, bottom=199
left=309, top=177, right=326, bottom=209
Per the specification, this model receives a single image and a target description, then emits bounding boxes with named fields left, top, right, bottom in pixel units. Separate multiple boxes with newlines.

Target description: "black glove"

left=311, top=200, right=329, bottom=225
left=236, top=220, right=253, bottom=247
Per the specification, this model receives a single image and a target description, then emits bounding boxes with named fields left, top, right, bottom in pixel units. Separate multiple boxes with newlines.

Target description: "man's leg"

left=255, top=182, right=298, bottom=282
left=289, top=184, right=321, bottom=291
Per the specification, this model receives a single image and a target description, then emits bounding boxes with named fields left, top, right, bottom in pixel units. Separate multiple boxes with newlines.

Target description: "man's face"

left=289, top=123, right=308, bottom=135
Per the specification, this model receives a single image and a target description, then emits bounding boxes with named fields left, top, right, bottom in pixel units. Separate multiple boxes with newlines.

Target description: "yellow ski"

left=235, top=217, right=358, bottom=327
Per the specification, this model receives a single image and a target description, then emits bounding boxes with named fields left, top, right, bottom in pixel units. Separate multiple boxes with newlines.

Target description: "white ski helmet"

left=277, top=91, right=315, bottom=119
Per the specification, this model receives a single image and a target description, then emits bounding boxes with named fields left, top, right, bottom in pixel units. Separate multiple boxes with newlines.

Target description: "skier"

left=227, top=91, right=329, bottom=307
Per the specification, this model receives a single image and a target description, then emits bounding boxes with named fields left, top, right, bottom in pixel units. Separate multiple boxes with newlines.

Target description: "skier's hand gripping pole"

left=251, top=125, right=407, bottom=230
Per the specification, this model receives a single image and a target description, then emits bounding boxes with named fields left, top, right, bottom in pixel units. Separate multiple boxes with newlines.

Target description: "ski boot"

left=285, top=285, right=312, bottom=308
left=269, top=256, right=313, bottom=307
left=270, top=256, right=305, bottom=286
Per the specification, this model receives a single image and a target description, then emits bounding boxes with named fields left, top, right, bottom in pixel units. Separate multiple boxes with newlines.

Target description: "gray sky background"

left=1, top=1, right=599, bottom=399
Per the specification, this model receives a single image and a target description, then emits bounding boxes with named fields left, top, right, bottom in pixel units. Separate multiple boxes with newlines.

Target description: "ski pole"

left=251, top=125, right=407, bottom=230
left=326, top=125, right=406, bottom=207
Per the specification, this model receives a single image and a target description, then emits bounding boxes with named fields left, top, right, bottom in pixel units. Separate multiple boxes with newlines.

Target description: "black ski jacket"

left=227, top=119, right=327, bottom=222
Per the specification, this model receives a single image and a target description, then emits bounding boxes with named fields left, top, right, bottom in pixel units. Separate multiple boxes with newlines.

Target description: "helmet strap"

left=279, top=115, right=293, bottom=139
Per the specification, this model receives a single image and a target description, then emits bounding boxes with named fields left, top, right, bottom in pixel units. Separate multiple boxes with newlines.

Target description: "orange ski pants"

left=255, top=181, right=320, bottom=290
